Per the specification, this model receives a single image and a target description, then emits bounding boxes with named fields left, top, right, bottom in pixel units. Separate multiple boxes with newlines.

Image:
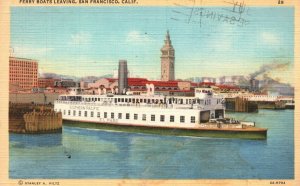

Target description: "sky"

left=11, top=6, right=294, bottom=84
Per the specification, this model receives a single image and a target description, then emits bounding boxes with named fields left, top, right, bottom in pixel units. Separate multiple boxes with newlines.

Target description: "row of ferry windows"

left=63, top=110, right=195, bottom=123
left=64, top=96, right=216, bottom=105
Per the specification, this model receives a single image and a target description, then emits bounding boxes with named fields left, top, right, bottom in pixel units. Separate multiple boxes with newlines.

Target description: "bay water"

left=9, top=109, right=294, bottom=179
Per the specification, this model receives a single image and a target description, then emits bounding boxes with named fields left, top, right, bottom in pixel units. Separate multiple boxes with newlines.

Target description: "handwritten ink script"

left=171, top=0, right=250, bottom=27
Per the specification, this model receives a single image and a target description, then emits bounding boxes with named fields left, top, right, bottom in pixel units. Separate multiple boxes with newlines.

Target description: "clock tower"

left=161, top=30, right=175, bottom=81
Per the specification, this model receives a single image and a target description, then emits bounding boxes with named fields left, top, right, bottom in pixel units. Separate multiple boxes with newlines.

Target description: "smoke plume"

left=247, top=60, right=294, bottom=96
left=260, top=74, right=294, bottom=96
left=250, top=61, right=289, bottom=79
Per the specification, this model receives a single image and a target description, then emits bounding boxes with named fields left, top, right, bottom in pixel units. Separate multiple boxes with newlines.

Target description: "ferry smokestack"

left=250, top=78, right=259, bottom=92
left=118, top=60, right=128, bottom=95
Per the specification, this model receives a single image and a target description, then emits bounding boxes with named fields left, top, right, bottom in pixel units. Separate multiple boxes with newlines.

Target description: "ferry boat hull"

left=63, top=119, right=267, bottom=140
left=55, top=87, right=267, bottom=140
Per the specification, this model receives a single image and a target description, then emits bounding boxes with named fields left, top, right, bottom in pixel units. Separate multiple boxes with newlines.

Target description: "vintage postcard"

left=0, top=0, right=299, bottom=185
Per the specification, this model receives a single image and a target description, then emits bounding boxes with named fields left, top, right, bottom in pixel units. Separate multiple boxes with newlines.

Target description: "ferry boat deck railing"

left=54, top=100, right=222, bottom=110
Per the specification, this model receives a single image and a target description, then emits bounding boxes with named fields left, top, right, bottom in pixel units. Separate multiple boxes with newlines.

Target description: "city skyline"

left=11, top=6, right=294, bottom=85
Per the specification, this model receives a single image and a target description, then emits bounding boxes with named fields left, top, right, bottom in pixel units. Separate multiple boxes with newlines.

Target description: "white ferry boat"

left=54, top=87, right=267, bottom=139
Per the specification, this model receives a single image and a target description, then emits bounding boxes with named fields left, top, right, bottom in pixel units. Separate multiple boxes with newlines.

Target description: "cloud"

left=70, top=32, right=91, bottom=45
left=126, top=31, right=154, bottom=43
left=207, top=24, right=235, bottom=52
left=211, top=37, right=233, bottom=52
left=261, top=32, right=280, bottom=45
left=206, top=34, right=233, bottom=53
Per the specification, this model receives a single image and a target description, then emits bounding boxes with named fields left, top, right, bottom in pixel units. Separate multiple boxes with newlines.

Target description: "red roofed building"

left=214, top=84, right=241, bottom=93
left=87, top=78, right=118, bottom=90
left=38, top=78, right=60, bottom=88
left=197, top=82, right=242, bottom=94
left=198, top=82, right=216, bottom=87
left=85, top=77, right=194, bottom=96
left=129, top=78, right=194, bottom=96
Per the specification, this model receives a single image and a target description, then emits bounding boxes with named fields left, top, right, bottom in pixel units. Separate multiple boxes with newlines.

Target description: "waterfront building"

left=54, top=79, right=77, bottom=88
left=85, top=77, right=194, bottom=96
left=161, top=30, right=175, bottom=81
left=38, top=77, right=60, bottom=88
left=9, top=57, right=38, bottom=90
left=87, top=78, right=118, bottom=91
left=80, top=81, right=89, bottom=89
left=217, top=75, right=246, bottom=86
left=201, top=77, right=216, bottom=83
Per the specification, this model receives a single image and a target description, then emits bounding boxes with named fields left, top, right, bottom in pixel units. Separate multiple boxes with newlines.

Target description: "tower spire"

left=165, top=30, right=171, bottom=45
left=161, top=30, right=175, bottom=81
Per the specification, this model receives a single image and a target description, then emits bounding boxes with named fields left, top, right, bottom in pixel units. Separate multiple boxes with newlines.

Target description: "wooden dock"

left=225, top=97, right=258, bottom=113
left=9, top=103, right=62, bottom=134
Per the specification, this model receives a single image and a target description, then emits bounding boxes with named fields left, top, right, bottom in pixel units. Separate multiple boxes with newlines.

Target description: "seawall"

left=9, top=93, right=59, bottom=104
